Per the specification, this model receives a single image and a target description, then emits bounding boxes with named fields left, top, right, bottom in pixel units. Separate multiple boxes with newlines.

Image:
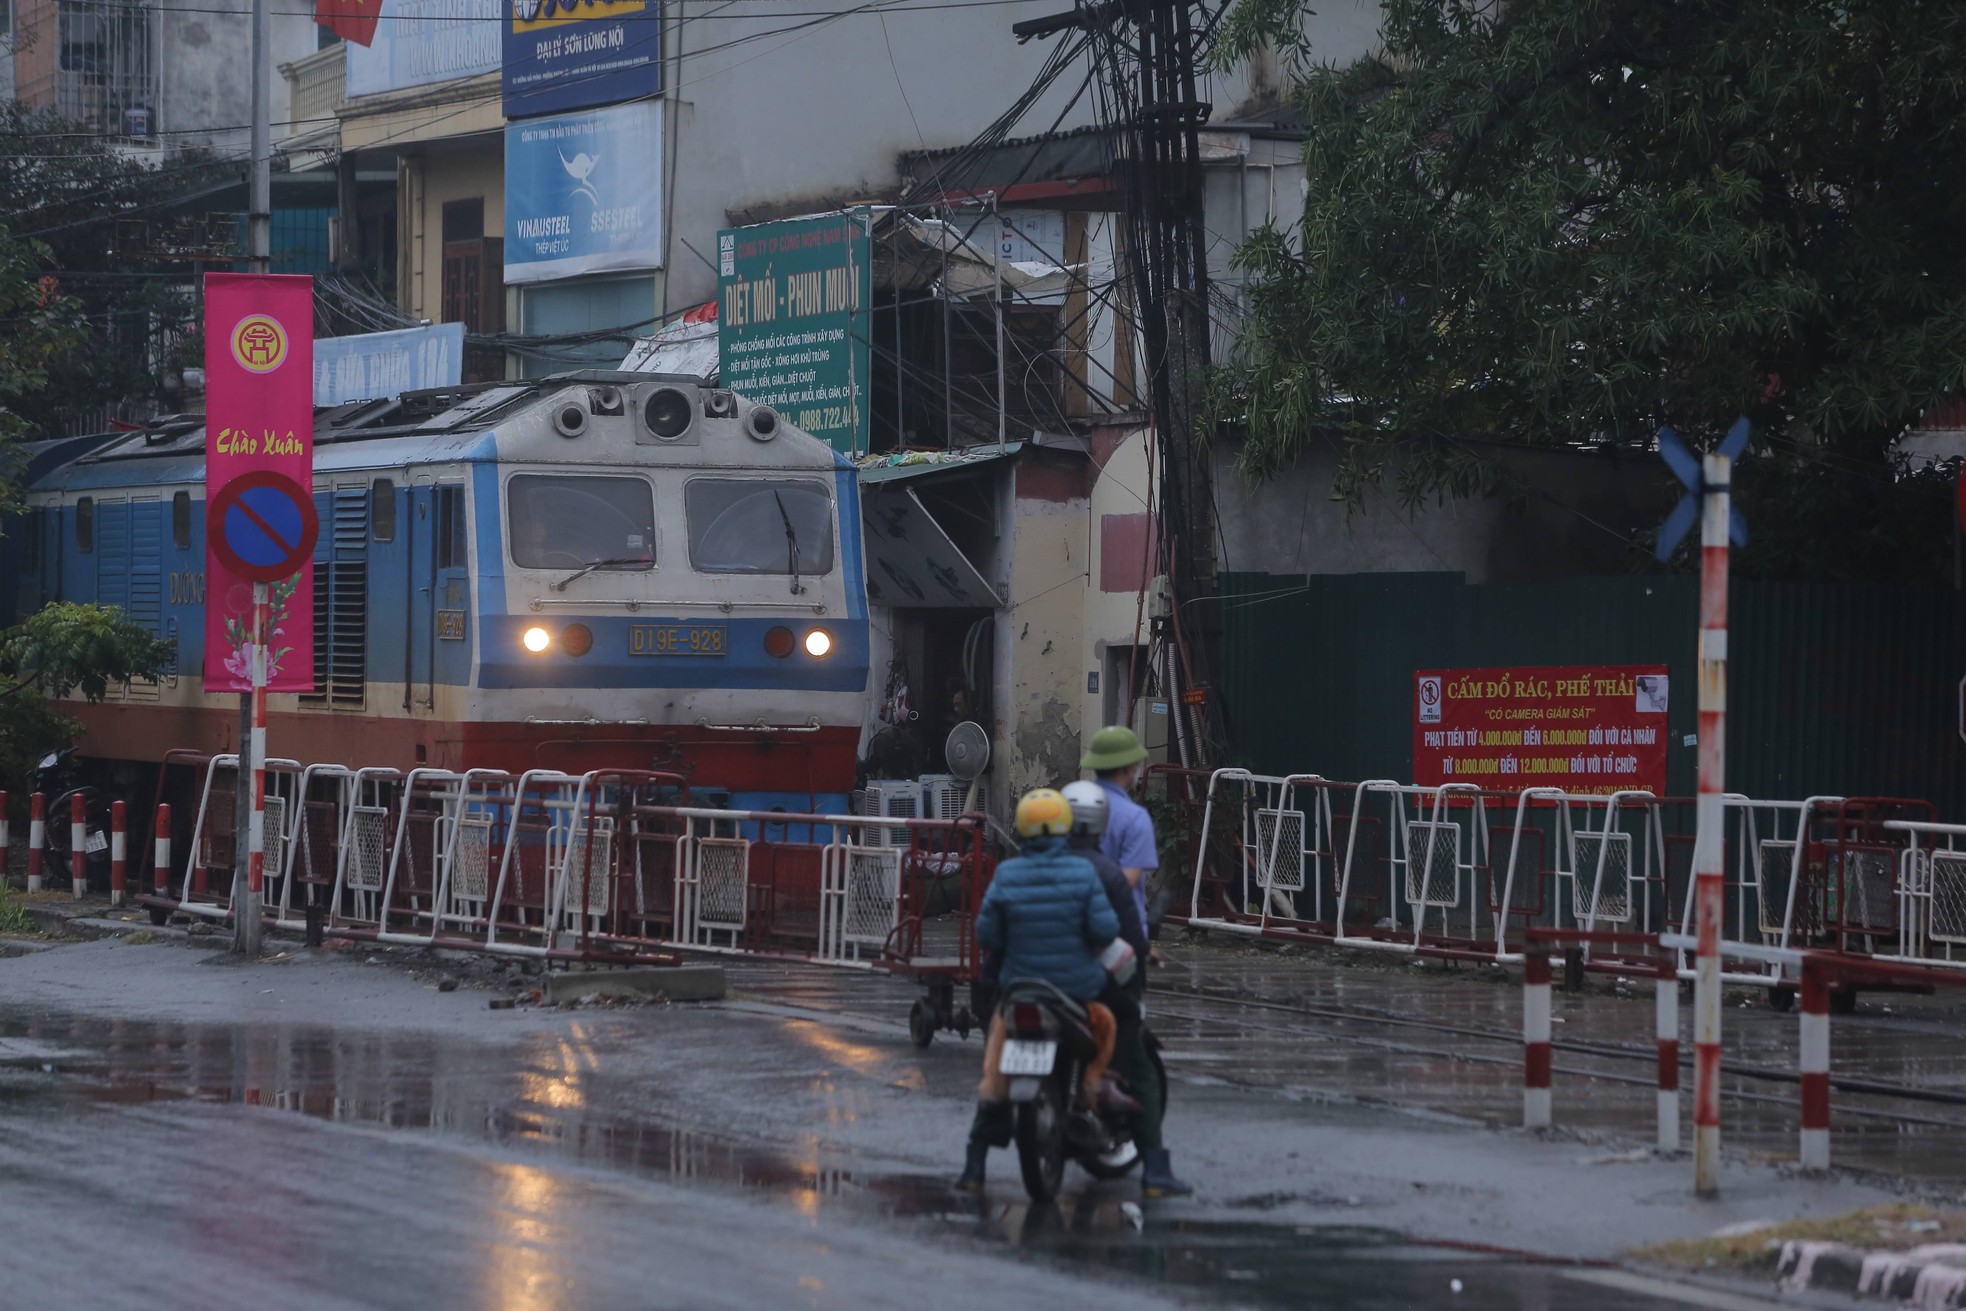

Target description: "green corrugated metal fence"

left=1219, top=572, right=1966, bottom=814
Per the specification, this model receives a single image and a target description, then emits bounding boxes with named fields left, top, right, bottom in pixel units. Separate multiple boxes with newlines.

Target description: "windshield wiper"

left=551, top=556, right=650, bottom=591
left=773, top=491, right=805, bottom=596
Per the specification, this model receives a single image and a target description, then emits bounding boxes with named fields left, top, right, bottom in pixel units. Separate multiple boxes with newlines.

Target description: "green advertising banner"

left=717, top=210, right=872, bottom=454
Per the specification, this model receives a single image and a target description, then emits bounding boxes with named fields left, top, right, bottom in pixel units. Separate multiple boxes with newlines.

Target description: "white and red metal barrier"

left=134, top=758, right=996, bottom=989
left=1520, top=928, right=1680, bottom=1152
left=1167, top=766, right=1966, bottom=988
left=27, top=791, right=44, bottom=893
left=109, top=800, right=126, bottom=907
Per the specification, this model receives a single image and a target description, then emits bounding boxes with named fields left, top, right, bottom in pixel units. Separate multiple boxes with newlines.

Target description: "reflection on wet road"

left=736, top=947, right=1966, bottom=1180
left=0, top=1009, right=1707, bottom=1310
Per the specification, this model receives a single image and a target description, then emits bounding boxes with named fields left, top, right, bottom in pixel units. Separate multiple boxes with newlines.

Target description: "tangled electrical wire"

left=313, top=269, right=704, bottom=366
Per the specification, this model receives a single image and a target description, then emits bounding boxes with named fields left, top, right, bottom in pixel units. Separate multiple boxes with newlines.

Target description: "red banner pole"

left=247, top=581, right=270, bottom=900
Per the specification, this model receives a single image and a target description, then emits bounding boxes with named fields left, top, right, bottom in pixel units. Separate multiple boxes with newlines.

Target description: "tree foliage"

left=0, top=104, right=224, bottom=433
left=0, top=603, right=177, bottom=789
left=0, top=226, right=88, bottom=460
left=1214, top=0, right=1966, bottom=578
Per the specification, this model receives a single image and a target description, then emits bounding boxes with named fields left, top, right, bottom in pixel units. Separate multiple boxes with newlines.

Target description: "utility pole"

left=233, top=0, right=270, bottom=956
left=1013, top=0, right=1223, bottom=761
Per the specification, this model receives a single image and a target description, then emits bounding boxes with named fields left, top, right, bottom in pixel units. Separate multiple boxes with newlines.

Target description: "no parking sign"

left=203, top=274, right=315, bottom=692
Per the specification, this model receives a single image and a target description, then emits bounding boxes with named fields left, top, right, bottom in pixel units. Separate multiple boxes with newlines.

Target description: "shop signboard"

left=716, top=210, right=872, bottom=454
left=503, top=0, right=661, bottom=118
left=504, top=100, right=665, bottom=284
left=345, top=0, right=501, bottom=98
left=314, top=323, right=464, bottom=404
left=1413, top=665, right=1670, bottom=796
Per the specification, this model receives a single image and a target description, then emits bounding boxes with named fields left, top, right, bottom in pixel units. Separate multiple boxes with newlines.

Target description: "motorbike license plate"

left=997, top=1039, right=1056, bottom=1076
left=85, top=831, right=108, bottom=854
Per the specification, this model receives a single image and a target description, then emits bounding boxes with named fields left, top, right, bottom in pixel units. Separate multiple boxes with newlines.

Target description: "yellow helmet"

left=1014, top=787, right=1073, bottom=839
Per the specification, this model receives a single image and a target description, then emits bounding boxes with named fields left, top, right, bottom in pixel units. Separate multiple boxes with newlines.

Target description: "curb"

left=541, top=965, right=727, bottom=1004
left=1778, top=1240, right=1966, bottom=1307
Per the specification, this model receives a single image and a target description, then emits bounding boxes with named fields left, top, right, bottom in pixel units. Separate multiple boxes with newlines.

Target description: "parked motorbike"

left=992, top=979, right=1166, bottom=1202
left=36, top=750, right=110, bottom=882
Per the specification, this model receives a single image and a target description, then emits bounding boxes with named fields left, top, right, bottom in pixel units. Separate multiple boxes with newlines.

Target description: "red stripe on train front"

left=66, top=701, right=860, bottom=796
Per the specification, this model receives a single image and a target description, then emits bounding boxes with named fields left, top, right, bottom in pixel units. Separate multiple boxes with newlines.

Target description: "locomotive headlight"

left=522, top=625, right=552, bottom=654
left=803, top=628, right=832, bottom=658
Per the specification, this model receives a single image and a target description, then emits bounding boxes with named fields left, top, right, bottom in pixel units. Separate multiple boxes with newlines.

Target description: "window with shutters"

left=302, top=487, right=369, bottom=709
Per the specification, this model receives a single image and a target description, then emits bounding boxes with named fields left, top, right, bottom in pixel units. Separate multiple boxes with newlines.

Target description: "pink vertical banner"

left=202, top=273, right=316, bottom=693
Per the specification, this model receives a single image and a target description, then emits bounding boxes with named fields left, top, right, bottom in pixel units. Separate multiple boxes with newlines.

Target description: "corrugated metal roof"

left=857, top=444, right=1022, bottom=485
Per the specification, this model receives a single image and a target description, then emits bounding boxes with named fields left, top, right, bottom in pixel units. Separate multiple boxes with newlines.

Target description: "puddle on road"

left=0, top=1009, right=1683, bottom=1309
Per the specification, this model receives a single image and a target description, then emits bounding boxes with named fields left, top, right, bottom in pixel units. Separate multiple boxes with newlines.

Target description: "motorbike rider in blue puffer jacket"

left=954, top=788, right=1120, bottom=1193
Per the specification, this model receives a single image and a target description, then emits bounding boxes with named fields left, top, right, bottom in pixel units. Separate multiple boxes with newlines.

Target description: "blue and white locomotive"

left=2, top=373, right=872, bottom=812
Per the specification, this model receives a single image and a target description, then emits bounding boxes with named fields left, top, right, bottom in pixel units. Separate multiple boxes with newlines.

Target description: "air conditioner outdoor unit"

left=853, top=779, right=921, bottom=848
left=919, top=774, right=968, bottom=821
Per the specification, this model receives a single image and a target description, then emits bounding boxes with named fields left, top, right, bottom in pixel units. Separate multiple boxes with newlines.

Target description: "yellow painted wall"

left=395, top=140, right=505, bottom=325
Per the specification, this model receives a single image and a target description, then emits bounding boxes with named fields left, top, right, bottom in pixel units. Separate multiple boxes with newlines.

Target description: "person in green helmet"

left=1080, top=723, right=1192, bottom=1197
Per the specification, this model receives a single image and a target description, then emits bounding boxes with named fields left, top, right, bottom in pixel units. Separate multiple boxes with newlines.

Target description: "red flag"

left=315, top=0, right=380, bottom=47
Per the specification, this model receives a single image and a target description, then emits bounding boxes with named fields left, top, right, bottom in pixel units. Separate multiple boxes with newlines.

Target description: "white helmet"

left=1061, top=780, right=1109, bottom=840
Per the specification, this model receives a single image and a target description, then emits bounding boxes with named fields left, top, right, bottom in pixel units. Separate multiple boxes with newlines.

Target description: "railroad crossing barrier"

left=1520, top=928, right=1680, bottom=1151
left=69, top=792, right=86, bottom=898
left=152, top=803, right=171, bottom=899
left=134, top=757, right=997, bottom=1033
left=1168, top=766, right=1966, bottom=990
left=26, top=791, right=43, bottom=892
left=109, top=801, right=126, bottom=906
left=1653, top=932, right=1966, bottom=1174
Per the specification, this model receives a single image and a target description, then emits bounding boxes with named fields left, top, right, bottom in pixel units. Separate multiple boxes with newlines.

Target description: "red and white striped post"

left=26, top=791, right=44, bottom=892
left=233, top=580, right=269, bottom=955
left=109, top=800, right=127, bottom=907
left=152, top=803, right=172, bottom=899
left=1655, top=952, right=1681, bottom=1151
left=69, top=792, right=87, bottom=898
left=1691, top=448, right=1735, bottom=1196
left=1523, top=948, right=1553, bottom=1127
left=1799, top=959, right=1831, bottom=1171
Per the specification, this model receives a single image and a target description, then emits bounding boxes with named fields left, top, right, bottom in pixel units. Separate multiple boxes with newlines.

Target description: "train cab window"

left=685, top=479, right=834, bottom=575
left=20, top=508, right=41, bottom=570
left=75, top=498, right=93, bottom=553
left=371, top=479, right=395, bottom=542
left=506, top=474, right=655, bottom=571
left=171, top=492, right=191, bottom=549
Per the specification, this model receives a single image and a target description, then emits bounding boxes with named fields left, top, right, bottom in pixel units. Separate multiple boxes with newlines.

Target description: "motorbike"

left=992, top=979, right=1167, bottom=1202
left=35, top=750, right=111, bottom=884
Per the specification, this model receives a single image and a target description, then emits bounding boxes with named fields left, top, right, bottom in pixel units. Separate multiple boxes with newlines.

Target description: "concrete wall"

left=1211, top=437, right=1678, bottom=583
left=160, top=3, right=317, bottom=151
left=994, top=452, right=1092, bottom=806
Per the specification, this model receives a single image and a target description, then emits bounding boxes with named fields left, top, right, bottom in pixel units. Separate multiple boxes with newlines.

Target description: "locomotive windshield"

left=686, top=479, right=835, bottom=575
left=507, top=474, right=656, bottom=571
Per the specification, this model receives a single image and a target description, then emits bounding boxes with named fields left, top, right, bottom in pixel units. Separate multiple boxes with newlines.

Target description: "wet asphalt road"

left=0, top=946, right=1765, bottom=1311
left=0, top=943, right=1903, bottom=1311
